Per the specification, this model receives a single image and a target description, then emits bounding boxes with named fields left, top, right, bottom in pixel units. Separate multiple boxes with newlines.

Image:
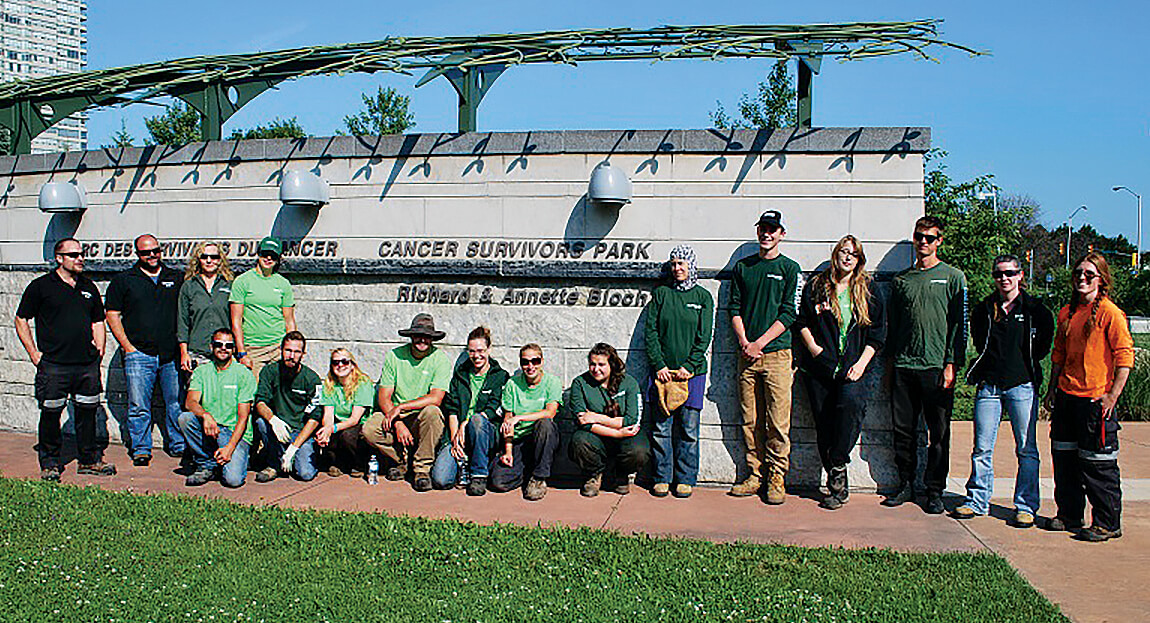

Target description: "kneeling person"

left=179, top=328, right=256, bottom=487
left=252, top=331, right=323, bottom=482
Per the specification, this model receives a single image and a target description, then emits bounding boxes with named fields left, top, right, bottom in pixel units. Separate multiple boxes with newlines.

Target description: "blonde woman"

left=316, top=348, right=374, bottom=477
left=795, top=235, right=885, bottom=509
left=178, top=241, right=234, bottom=372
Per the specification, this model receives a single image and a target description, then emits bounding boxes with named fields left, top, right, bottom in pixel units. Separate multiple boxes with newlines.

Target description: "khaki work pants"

left=737, top=349, right=793, bottom=479
left=361, top=405, right=445, bottom=476
left=247, top=343, right=281, bottom=381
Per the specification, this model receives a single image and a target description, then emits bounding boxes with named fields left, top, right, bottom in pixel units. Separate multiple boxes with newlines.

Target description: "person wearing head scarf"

left=642, top=244, right=714, bottom=498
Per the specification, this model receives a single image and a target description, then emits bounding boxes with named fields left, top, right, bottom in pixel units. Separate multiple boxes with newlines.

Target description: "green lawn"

left=0, top=478, right=1067, bottom=623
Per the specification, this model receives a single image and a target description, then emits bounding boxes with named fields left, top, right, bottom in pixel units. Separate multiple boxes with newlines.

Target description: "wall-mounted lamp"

left=588, top=161, right=632, bottom=208
left=279, top=170, right=330, bottom=207
left=38, top=181, right=88, bottom=214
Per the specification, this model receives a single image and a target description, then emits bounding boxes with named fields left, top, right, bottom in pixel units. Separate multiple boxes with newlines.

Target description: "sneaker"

left=40, top=466, right=62, bottom=482
left=614, top=473, right=634, bottom=496
left=924, top=494, right=945, bottom=515
left=1045, top=516, right=1084, bottom=532
left=254, top=467, right=278, bottom=483
left=727, top=475, right=761, bottom=497
left=766, top=471, right=786, bottom=505
left=132, top=455, right=151, bottom=467
left=951, top=505, right=978, bottom=520
left=881, top=483, right=915, bottom=507
left=652, top=483, right=670, bottom=497
left=827, top=466, right=849, bottom=504
left=1075, top=525, right=1122, bottom=542
left=1014, top=511, right=1035, bottom=528
left=385, top=466, right=404, bottom=482
left=326, top=466, right=343, bottom=478
left=412, top=474, right=432, bottom=492
left=524, top=477, right=548, bottom=501
left=77, top=461, right=117, bottom=476
left=185, top=469, right=214, bottom=487
left=581, top=473, right=602, bottom=498
left=349, top=469, right=364, bottom=479
left=673, top=484, right=693, bottom=499
left=466, top=476, right=488, bottom=497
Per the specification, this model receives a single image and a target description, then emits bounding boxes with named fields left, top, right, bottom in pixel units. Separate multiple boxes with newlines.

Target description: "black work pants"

left=34, top=361, right=103, bottom=469
left=891, top=367, right=953, bottom=495
left=1051, top=391, right=1122, bottom=531
left=802, top=370, right=872, bottom=470
left=489, top=418, right=558, bottom=492
left=568, top=428, right=651, bottom=476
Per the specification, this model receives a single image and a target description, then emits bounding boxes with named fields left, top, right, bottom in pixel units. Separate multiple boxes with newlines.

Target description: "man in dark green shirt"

left=883, top=215, right=968, bottom=514
left=729, top=210, right=802, bottom=504
left=252, top=331, right=322, bottom=483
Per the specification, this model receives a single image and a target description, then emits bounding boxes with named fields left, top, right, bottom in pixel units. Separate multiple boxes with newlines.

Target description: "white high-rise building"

left=0, top=0, right=87, bottom=153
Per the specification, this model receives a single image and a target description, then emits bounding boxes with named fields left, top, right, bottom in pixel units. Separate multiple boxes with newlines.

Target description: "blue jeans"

left=431, top=415, right=498, bottom=488
left=178, top=411, right=250, bottom=487
left=124, top=351, right=184, bottom=457
left=963, top=382, right=1040, bottom=515
left=650, top=405, right=701, bottom=486
left=252, top=418, right=318, bottom=481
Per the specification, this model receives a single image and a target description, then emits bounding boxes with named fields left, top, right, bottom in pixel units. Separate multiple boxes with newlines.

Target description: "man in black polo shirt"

left=15, top=238, right=115, bottom=481
left=105, top=234, right=185, bottom=466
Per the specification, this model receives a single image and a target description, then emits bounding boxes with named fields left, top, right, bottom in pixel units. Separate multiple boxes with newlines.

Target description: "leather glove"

left=281, top=444, right=298, bottom=473
left=269, top=416, right=292, bottom=444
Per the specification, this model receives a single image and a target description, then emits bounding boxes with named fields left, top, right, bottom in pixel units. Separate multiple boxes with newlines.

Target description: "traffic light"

left=1026, top=249, right=1033, bottom=263
left=1059, top=242, right=1065, bottom=254
left=1135, top=252, right=1140, bottom=267
left=1088, top=243, right=1094, bottom=253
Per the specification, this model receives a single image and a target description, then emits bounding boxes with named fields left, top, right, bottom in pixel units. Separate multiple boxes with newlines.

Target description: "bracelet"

left=235, top=351, right=247, bottom=359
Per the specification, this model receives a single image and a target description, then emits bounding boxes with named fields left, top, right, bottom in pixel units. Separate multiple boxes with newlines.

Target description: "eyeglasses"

left=520, top=357, right=543, bottom=367
left=1072, top=269, right=1100, bottom=282
left=258, top=250, right=280, bottom=260
left=331, top=358, right=352, bottom=367
left=200, top=253, right=221, bottom=261
left=467, top=348, right=488, bottom=355
left=58, top=251, right=82, bottom=258
left=211, top=340, right=234, bottom=350
left=992, top=269, right=1021, bottom=279
left=912, top=232, right=940, bottom=244
left=137, top=248, right=161, bottom=257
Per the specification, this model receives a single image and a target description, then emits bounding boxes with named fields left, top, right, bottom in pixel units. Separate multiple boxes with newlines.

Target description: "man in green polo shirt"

left=230, top=237, right=297, bottom=380
left=251, top=331, right=323, bottom=483
left=361, top=314, right=452, bottom=492
left=178, top=328, right=257, bottom=488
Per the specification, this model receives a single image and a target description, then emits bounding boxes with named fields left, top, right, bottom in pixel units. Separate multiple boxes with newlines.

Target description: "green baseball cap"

left=258, top=236, right=282, bottom=256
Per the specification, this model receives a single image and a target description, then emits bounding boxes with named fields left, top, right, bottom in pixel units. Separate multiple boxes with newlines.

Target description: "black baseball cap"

left=756, top=210, right=784, bottom=229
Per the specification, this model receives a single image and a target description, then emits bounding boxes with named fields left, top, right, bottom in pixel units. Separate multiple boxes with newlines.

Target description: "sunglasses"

left=520, top=357, right=543, bottom=367
left=331, top=358, right=352, bottom=367
left=757, top=225, right=782, bottom=235
left=58, top=251, right=82, bottom=258
left=137, top=248, right=162, bottom=257
left=211, top=340, right=235, bottom=350
left=837, top=249, right=861, bottom=258
left=258, top=250, right=280, bottom=260
left=200, top=253, right=221, bottom=261
left=912, top=232, right=940, bottom=244
left=1072, top=269, right=1100, bottom=281
left=992, top=269, right=1021, bottom=279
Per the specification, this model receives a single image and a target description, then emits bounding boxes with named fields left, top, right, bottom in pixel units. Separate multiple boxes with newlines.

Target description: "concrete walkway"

left=2, top=422, right=1148, bottom=623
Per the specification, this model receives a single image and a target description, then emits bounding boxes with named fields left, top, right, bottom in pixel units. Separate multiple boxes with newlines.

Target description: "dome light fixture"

left=279, top=170, right=330, bottom=207
left=588, top=161, right=632, bottom=208
left=38, top=181, right=87, bottom=213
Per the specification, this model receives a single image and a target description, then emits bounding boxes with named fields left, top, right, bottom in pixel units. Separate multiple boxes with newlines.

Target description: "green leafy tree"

left=711, top=61, right=797, bottom=130
left=144, top=102, right=200, bottom=146
left=101, top=119, right=134, bottom=148
left=340, top=86, right=415, bottom=136
left=227, top=117, right=307, bottom=140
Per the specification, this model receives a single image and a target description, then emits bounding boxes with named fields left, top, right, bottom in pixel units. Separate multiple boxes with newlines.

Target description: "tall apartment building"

left=0, top=0, right=87, bottom=153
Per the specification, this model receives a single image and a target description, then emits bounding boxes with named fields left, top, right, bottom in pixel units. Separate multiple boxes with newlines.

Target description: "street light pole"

left=1113, top=186, right=1142, bottom=269
left=1066, top=205, right=1087, bottom=268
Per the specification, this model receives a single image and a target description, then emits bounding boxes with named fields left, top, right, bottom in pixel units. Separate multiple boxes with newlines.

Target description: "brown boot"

left=581, top=473, right=602, bottom=498
left=727, top=475, right=761, bottom=497
left=766, top=470, right=787, bottom=505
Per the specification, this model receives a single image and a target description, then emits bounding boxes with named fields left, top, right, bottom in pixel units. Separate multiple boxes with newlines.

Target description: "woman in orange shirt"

left=1043, top=252, right=1134, bottom=542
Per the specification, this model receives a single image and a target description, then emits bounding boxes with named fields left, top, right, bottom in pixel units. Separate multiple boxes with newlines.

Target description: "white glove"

left=269, top=416, right=292, bottom=444
left=281, top=444, right=298, bottom=473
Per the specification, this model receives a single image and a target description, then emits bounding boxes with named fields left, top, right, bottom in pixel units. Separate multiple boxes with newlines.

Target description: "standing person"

left=316, top=348, right=375, bottom=478
left=361, top=314, right=451, bottom=492
left=953, top=255, right=1054, bottom=527
left=490, top=343, right=561, bottom=501
left=178, top=241, right=234, bottom=372
left=178, top=328, right=255, bottom=487
left=105, top=234, right=184, bottom=467
left=728, top=210, right=802, bottom=504
left=431, top=326, right=510, bottom=495
left=252, top=331, right=323, bottom=483
left=15, top=238, right=115, bottom=480
left=569, top=343, right=650, bottom=497
left=230, top=237, right=296, bottom=379
left=1043, top=253, right=1133, bottom=542
left=644, top=244, right=714, bottom=499
left=883, top=216, right=968, bottom=514
left=795, top=235, right=886, bottom=510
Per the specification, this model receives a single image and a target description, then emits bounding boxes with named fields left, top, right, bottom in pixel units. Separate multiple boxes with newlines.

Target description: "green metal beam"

left=169, top=79, right=280, bottom=141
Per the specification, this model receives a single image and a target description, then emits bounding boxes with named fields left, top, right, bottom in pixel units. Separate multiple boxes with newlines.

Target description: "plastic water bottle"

left=457, top=456, right=470, bottom=487
left=367, top=455, right=379, bottom=485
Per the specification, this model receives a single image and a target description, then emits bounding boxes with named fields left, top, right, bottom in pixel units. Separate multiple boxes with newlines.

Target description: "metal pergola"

left=0, top=21, right=980, bottom=154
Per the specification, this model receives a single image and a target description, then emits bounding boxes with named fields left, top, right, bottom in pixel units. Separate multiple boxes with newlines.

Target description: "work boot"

left=132, top=455, right=151, bottom=467
left=412, top=474, right=433, bottom=492
left=466, top=476, right=488, bottom=497
left=652, top=483, right=670, bottom=497
left=326, top=465, right=343, bottom=478
left=1045, top=516, right=1083, bottom=532
left=673, top=484, right=693, bottom=499
left=1013, top=511, right=1035, bottom=529
left=524, top=477, right=548, bottom=501
left=952, top=505, right=977, bottom=519
left=1075, top=525, right=1122, bottom=542
left=924, top=493, right=945, bottom=515
left=827, top=466, right=848, bottom=504
left=255, top=467, right=278, bottom=483
left=881, top=482, right=915, bottom=507
left=185, top=469, right=214, bottom=487
left=40, top=466, right=62, bottom=482
left=77, top=461, right=117, bottom=476
left=614, top=473, right=634, bottom=495
left=581, top=473, right=602, bottom=498
left=766, top=470, right=787, bottom=505
left=727, top=475, right=761, bottom=497
left=385, top=466, right=405, bottom=482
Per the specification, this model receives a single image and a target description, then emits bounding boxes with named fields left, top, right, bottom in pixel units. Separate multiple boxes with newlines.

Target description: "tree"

left=711, top=61, right=797, bottom=130
left=227, top=117, right=307, bottom=140
left=340, top=86, right=415, bottom=136
left=144, top=101, right=200, bottom=146
left=101, top=119, right=134, bottom=149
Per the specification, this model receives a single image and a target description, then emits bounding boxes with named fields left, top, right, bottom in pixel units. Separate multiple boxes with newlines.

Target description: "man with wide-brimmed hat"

left=361, top=313, right=451, bottom=491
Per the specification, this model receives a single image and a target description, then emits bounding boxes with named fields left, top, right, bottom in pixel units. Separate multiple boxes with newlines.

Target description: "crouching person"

left=252, top=331, right=323, bottom=483
left=569, top=343, right=650, bottom=497
left=178, top=328, right=256, bottom=487
left=490, top=343, right=561, bottom=501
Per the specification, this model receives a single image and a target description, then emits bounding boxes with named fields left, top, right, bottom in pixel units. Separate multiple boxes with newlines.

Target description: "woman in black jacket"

left=796, top=235, right=886, bottom=509
left=430, top=326, right=510, bottom=495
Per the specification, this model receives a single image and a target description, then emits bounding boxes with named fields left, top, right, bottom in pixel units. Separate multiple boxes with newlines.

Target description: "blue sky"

left=86, top=1, right=1148, bottom=242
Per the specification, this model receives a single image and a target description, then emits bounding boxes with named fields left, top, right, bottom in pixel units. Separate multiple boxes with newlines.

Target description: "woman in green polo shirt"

left=316, top=348, right=374, bottom=477
left=568, top=342, right=650, bottom=497
left=178, top=241, right=234, bottom=374
left=230, top=237, right=296, bottom=380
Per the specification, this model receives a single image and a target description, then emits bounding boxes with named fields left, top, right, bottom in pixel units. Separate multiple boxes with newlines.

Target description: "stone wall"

left=0, top=128, right=928, bottom=489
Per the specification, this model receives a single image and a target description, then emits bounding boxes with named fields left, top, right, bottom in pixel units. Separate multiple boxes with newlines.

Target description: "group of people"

left=15, top=209, right=1134, bottom=542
